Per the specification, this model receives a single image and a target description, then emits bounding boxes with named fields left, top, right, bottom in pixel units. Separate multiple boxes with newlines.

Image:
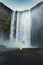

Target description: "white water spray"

left=16, top=10, right=32, bottom=48
left=16, top=12, right=20, bottom=43
left=21, top=10, right=32, bottom=47
left=9, top=10, right=37, bottom=48
left=10, top=12, right=15, bottom=40
left=26, top=10, right=31, bottom=47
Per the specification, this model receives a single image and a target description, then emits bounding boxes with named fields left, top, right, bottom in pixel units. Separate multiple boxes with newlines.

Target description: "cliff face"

left=0, top=1, right=43, bottom=48
left=31, top=2, right=43, bottom=47
left=0, top=2, right=12, bottom=39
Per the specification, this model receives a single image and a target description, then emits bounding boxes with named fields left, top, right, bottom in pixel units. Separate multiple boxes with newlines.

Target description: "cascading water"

left=16, top=12, right=22, bottom=44
left=8, top=11, right=18, bottom=48
left=8, top=10, right=37, bottom=48
left=22, top=10, right=31, bottom=48
left=16, top=10, right=32, bottom=48
left=10, top=12, right=15, bottom=40
left=25, top=10, right=31, bottom=47
left=16, top=12, right=20, bottom=44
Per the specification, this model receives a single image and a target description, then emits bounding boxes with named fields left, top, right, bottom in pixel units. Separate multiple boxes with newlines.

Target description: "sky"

left=0, top=0, right=43, bottom=11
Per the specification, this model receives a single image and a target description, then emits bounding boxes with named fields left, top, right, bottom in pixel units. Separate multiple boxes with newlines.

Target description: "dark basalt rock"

left=31, top=1, right=43, bottom=11
left=31, top=1, right=43, bottom=47
left=0, top=48, right=43, bottom=65
left=0, top=2, right=13, bottom=39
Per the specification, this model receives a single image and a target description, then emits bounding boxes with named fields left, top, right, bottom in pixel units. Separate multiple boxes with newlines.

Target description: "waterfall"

left=10, top=12, right=15, bottom=40
left=9, top=10, right=37, bottom=48
left=16, top=12, right=20, bottom=43
left=16, top=12, right=22, bottom=44
left=16, top=10, right=32, bottom=48
left=21, top=10, right=31, bottom=47
left=26, top=10, right=31, bottom=47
